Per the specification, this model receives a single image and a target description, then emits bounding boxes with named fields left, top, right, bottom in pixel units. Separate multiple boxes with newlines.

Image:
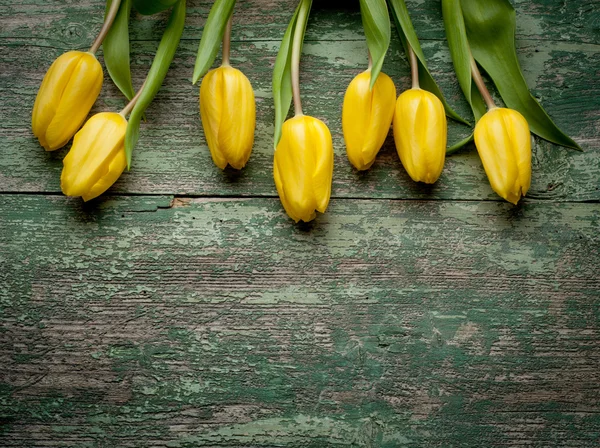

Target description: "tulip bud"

left=393, top=88, right=447, bottom=184
left=200, top=66, right=256, bottom=170
left=342, top=70, right=396, bottom=170
left=474, top=108, right=531, bottom=204
left=32, top=51, right=103, bottom=151
left=61, top=112, right=127, bottom=202
left=273, top=115, right=334, bottom=223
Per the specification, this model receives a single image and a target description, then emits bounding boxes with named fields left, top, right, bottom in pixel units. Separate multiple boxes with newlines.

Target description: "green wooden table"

left=1, top=1, right=599, bottom=446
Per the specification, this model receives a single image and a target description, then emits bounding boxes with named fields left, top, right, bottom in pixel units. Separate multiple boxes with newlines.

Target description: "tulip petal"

left=45, top=53, right=103, bottom=151
left=82, top=148, right=127, bottom=202
left=343, top=72, right=372, bottom=169
left=394, top=90, right=418, bottom=177
left=273, top=115, right=333, bottom=222
left=479, top=110, right=517, bottom=201
left=275, top=117, right=316, bottom=222
left=421, top=92, right=447, bottom=183
left=274, top=158, right=300, bottom=223
left=474, top=108, right=531, bottom=204
left=32, top=51, right=82, bottom=150
left=200, top=68, right=227, bottom=169
left=343, top=71, right=396, bottom=171
left=363, top=72, right=396, bottom=164
left=218, top=67, right=255, bottom=169
left=394, top=89, right=447, bottom=184
left=273, top=117, right=317, bottom=222
left=61, top=113, right=127, bottom=198
left=503, top=110, right=532, bottom=198
left=309, top=117, right=334, bottom=214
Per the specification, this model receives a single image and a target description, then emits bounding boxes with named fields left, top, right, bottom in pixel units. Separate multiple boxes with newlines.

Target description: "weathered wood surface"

left=1, top=195, right=599, bottom=447
left=0, top=0, right=599, bottom=200
left=1, top=0, right=599, bottom=446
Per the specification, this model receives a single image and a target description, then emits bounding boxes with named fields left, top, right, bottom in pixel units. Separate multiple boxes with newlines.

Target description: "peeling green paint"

left=1, top=0, right=600, bottom=446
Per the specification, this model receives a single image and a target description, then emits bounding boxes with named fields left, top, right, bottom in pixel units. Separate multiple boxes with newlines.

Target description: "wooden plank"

left=1, top=0, right=598, bottom=44
left=0, top=1, right=598, bottom=200
left=1, top=195, right=599, bottom=446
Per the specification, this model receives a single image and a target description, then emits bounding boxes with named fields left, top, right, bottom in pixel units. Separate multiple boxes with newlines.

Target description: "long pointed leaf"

left=359, top=0, right=390, bottom=89
left=272, top=0, right=311, bottom=148
left=447, top=133, right=474, bottom=154
left=125, top=0, right=186, bottom=168
left=104, top=0, right=135, bottom=101
left=132, top=0, right=179, bottom=15
left=440, top=0, right=486, bottom=122
left=389, top=0, right=468, bottom=125
left=461, top=0, right=581, bottom=150
left=192, top=0, right=237, bottom=84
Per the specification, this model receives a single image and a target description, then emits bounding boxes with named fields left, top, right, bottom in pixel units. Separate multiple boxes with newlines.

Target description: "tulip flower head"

left=32, top=51, right=103, bottom=151
left=474, top=107, right=531, bottom=204
left=274, top=115, right=334, bottom=223
left=272, top=0, right=333, bottom=223
left=196, top=11, right=256, bottom=170
left=342, top=70, right=396, bottom=170
left=393, top=88, right=447, bottom=184
left=61, top=112, right=127, bottom=202
left=200, top=65, right=256, bottom=170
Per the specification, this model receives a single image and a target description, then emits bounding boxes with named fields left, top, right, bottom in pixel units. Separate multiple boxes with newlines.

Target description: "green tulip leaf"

left=192, top=0, right=237, bottom=84
left=447, top=133, right=474, bottom=155
left=359, top=0, right=390, bottom=89
left=272, top=0, right=311, bottom=148
left=441, top=0, right=484, bottom=121
left=132, top=0, right=179, bottom=15
left=460, top=0, right=581, bottom=150
left=125, top=0, right=186, bottom=168
left=389, top=0, right=468, bottom=125
left=103, top=0, right=135, bottom=101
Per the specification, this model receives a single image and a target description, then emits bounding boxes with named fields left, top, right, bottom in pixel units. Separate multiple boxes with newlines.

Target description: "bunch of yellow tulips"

left=31, top=0, right=577, bottom=223
left=342, top=54, right=448, bottom=185
left=32, top=0, right=186, bottom=201
left=31, top=4, right=119, bottom=202
left=342, top=46, right=531, bottom=205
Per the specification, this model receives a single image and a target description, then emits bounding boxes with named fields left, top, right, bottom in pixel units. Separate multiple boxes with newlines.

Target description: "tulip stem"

left=90, top=0, right=122, bottom=54
left=291, top=0, right=310, bottom=116
left=408, top=45, right=420, bottom=90
left=470, top=55, right=496, bottom=110
left=120, top=80, right=146, bottom=117
left=221, top=15, right=233, bottom=66
left=367, top=51, right=373, bottom=70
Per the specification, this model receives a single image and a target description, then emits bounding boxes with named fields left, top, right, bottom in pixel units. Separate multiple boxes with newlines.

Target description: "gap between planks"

left=0, top=191, right=599, bottom=205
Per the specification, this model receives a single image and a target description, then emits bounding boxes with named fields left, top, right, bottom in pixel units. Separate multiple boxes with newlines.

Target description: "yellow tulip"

left=61, top=112, right=127, bottom=202
left=32, top=51, right=103, bottom=151
left=273, top=115, right=334, bottom=223
left=474, top=107, right=531, bottom=205
left=200, top=66, right=256, bottom=169
left=393, top=88, right=447, bottom=184
left=342, top=70, right=396, bottom=170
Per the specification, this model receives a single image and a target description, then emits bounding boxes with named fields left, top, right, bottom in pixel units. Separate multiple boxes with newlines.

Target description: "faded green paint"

left=1, top=195, right=599, bottom=446
left=1, top=0, right=600, bottom=446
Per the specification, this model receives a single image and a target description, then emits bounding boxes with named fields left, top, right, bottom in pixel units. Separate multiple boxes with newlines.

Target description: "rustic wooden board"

left=1, top=0, right=599, bottom=446
left=0, top=0, right=598, bottom=200
left=1, top=195, right=599, bottom=446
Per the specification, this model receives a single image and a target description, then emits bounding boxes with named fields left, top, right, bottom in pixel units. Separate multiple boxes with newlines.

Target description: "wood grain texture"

left=0, top=0, right=598, bottom=200
left=1, top=0, right=599, bottom=446
left=1, top=195, right=599, bottom=447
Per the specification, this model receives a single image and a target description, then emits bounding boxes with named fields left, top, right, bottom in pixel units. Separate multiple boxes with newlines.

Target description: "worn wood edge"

left=1, top=0, right=598, bottom=45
